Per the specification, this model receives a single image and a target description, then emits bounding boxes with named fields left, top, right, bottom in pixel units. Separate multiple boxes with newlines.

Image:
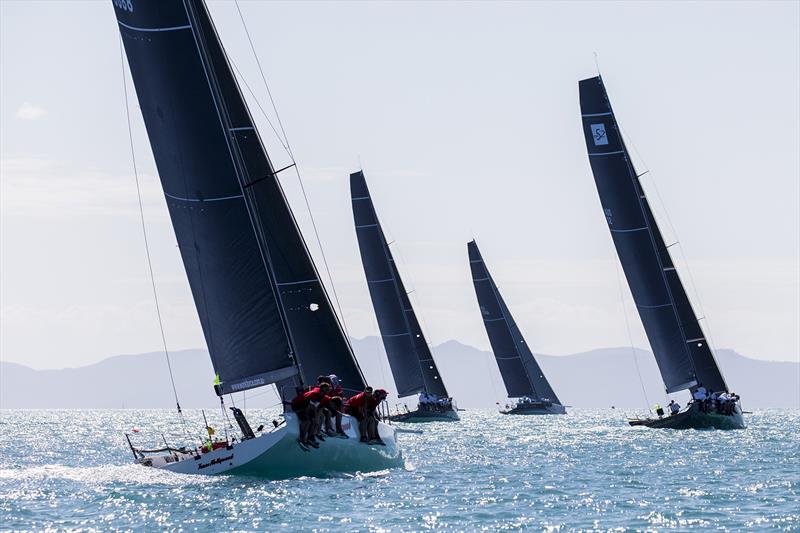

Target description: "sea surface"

left=0, top=409, right=798, bottom=531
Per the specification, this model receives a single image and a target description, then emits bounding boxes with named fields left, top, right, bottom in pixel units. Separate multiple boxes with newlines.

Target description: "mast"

left=578, top=75, right=727, bottom=394
left=114, top=0, right=366, bottom=397
left=468, top=240, right=561, bottom=403
left=350, top=171, right=448, bottom=398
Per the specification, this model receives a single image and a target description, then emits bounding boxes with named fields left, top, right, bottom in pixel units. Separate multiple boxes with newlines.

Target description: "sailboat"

left=579, top=75, right=745, bottom=430
left=350, top=171, right=459, bottom=422
left=114, top=0, right=402, bottom=476
left=467, top=240, right=566, bottom=415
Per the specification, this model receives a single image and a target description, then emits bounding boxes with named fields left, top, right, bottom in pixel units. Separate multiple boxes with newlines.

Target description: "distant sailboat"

left=579, top=75, right=744, bottom=430
left=467, top=240, right=566, bottom=415
left=350, top=171, right=459, bottom=422
left=114, top=0, right=401, bottom=475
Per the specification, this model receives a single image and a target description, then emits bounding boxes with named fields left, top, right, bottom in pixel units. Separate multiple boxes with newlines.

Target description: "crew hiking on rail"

left=417, top=392, right=454, bottom=413
left=651, top=383, right=741, bottom=419
left=345, top=386, right=388, bottom=445
left=691, top=383, right=741, bottom=415
left=291, top=377, right=389, bottom=448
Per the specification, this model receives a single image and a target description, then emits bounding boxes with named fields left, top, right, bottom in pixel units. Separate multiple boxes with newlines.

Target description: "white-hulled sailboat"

left=579, top=75, right=744, bottom=430
left=114, top=0, right=402, bottom=475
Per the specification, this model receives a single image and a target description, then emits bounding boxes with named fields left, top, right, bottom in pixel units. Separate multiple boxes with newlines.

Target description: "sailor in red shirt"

left=345, top=387, right=388, bottom=444
left=315, top=375, right=345, bottom=437
left=291, top=382, right=331, bottom=447
left=320, top=394, right=345, bottom=437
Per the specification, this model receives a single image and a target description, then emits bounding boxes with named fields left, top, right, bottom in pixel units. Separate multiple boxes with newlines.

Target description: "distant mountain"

left=1, top=339, right=797, bottom=409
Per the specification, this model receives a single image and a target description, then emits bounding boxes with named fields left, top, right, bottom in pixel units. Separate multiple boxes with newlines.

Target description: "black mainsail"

left=579, top=75, right=727, bottom=394
left=115, top=0, right=365, bottom=396
left=350, top=171, right=448, bottom=398
left=468, top=240, right=561, bottom=403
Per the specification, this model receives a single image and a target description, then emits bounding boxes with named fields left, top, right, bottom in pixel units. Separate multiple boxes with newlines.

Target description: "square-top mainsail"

left=350, top=171, right=448, bottom=398
left=578, top=76, right=727, bottom=394
left=468, top=240, right=561, bottom=403
left=115, top=0, right=366, bottom=396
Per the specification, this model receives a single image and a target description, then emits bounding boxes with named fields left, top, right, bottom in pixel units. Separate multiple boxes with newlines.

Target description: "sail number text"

left=113, top=0, right=134, bottom=13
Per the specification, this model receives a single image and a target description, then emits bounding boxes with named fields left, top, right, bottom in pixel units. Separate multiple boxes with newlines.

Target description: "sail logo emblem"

left=591, top=123, right=608, bottom=146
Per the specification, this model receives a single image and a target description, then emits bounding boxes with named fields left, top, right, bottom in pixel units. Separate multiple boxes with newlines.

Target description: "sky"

left=1, top=0, right=798, bottom=371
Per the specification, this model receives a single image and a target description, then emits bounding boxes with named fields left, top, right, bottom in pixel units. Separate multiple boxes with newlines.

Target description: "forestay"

left=578, top=75, right=727, bottom=394
left=350, top=171, right=448, bottom=398
left=468, top=240, right=561, bottom=403
left=115, top=0, right=365, bottom=396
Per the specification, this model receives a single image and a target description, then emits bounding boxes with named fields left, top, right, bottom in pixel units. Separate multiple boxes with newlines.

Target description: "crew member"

left=709, top=390, right=721, bottom=413
left=328, top=374, right=344, bottom=396
left=718, top=391, right=730, bottom=414
left=291, top=382, right=331, bottom=447
left=345, top=387, right=388, bottom=444
left=368, top=389, right=389, bottom=444
left=692, top=383, right=708, bottom=412
left=315, top=375, right=340, bottom=436
left=345, top=386, right=374, bottom=442
left=321, top=395, right=346, bottom=437
left=668, top=399, right=680, bottom=416
left=290, top=388, right=315, bottom=448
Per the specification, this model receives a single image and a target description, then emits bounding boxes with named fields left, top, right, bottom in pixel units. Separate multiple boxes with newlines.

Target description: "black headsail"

left=114, top=0, right=365, bottom=396
left=350, top=171, right=448, bottom=398
left=468, top=240, right=561, bottom=403
left=579, top=75, right=727, bottom=394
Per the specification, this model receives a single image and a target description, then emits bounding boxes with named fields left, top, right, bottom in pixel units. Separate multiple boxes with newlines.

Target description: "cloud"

left=15, top=102, right=47, bottom=121
left=0, top=157, right=165, bottom=217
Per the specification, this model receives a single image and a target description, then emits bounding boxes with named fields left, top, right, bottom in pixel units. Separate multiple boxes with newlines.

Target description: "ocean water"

left=0, top=409, right=797, bottom=531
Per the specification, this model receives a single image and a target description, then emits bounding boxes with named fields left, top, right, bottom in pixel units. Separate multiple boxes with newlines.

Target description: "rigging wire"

left=376, top=194, right=444, bottom=378
left=470, top=233, right=503, bottom=405
left=479, top=281, right=503, bottom=407
left=631, top=143, right=713, bottom=321
left=230, top=61, right=290, bottom=153
left=375, top=337, right=390, bottom=388
left=118, top=38, right=190, bottom=437
left=384, top=224, right=445, bottom=387
left=596, top=61, right=676, bottom=411
left=612, top=256, right=652, bottom=413
left=367, top=178, right=443, bottom=396
left=482, top=347, right=502, bottom=408
left=619, top=124, right=727, bottom=384
left=232, top=0, right=354, bottom=344
left=233, top=0, right=291, bottom=151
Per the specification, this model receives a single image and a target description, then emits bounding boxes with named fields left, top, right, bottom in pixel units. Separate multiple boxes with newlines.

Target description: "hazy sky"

left=1, top=0, right=798, bottom=370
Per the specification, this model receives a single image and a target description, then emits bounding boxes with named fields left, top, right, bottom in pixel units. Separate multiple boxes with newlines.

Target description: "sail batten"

left=115, top=0, right=365, bottom=397
left=579, top=75, right=727, bottom=394
left=351, top=171, right=448, bottom=399
left=468, top=240, right=561, bottom=403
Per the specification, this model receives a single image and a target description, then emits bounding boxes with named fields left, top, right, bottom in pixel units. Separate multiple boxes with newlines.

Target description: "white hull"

left=500, top=402, right=567, bottom=415
left=142, top=413, right=402, bottom=478
left=388, top=407, right=460, bottom=423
